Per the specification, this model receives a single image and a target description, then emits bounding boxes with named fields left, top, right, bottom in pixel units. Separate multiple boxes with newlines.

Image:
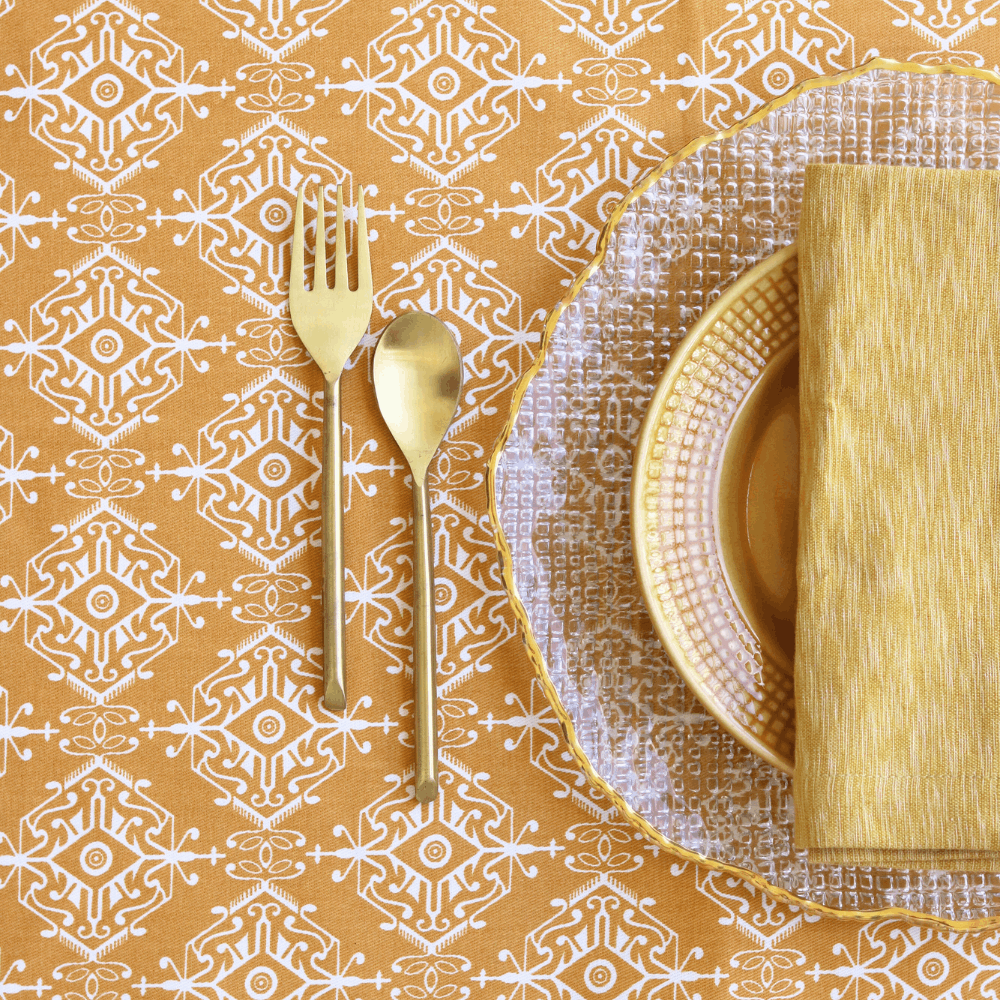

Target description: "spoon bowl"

left=373, top=314, right=463, bottom=474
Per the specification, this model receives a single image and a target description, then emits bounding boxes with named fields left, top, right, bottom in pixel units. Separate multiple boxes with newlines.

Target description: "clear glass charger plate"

left=489, top=58, right=1000, bottom=929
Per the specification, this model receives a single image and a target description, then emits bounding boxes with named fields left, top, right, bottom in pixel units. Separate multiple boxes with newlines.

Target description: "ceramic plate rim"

left=630, top=242, right=798, bottom=776
left=486, top=56, right=1000, bottom=932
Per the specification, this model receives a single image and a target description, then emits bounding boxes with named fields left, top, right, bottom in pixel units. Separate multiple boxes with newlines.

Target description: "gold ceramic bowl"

left=632, top=244, right=799, bottom=774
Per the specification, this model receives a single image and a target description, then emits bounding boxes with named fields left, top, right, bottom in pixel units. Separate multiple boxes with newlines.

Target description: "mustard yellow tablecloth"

left=796, top=162, right=1000, bottom=868
left=3, top=1, right=1000, bottom=997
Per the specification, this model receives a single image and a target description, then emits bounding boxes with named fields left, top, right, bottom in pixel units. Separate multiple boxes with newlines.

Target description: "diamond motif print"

left=362, top=0, right=526, bottom=184
left=152, top=883, right=385, bottom=998
left=0, top=759, right=213, bottom=958
left=10, top=1, right=194, bottom=189
left=0, top=503, right=225, bottom=703
left=151, top=369, right=322, bottom=567
left=2, top=1, right=1000, bottom=997
left=0, top=247, right=225, bottom=445
left=156, top=118, right=349, bottom=314
left=170, top=637, right=346, bottom=828
left=322, top=761, right=559, bottom=954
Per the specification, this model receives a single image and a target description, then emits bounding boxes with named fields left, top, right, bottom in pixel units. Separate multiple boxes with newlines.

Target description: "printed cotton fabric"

left=7, top=1, right=1000, bottom=997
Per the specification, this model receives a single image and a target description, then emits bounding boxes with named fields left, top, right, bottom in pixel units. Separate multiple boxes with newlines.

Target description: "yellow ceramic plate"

left=632, top=244, right=799, bottom=775
left=490, top=59, right=1000, bottom=928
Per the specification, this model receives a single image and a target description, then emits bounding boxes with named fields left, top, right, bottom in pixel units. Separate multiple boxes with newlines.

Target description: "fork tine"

left=356, top=184, right=372, bottom=298
left=335, top=183, right=347, bottom=288
left=314, top=184, right=328, bottom=289
left=291, top=185, right=305, bottom=294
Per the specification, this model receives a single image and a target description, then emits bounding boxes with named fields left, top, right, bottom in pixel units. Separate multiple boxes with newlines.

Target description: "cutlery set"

left=289, top=182, right=460, bottom=803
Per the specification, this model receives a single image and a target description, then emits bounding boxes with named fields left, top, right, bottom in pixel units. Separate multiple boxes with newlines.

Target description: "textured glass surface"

left=495, top=68, right=1000, bottom=921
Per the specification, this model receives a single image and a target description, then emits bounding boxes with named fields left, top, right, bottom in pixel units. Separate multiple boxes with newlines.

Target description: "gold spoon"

left=373, top=312, right=463, bottom=802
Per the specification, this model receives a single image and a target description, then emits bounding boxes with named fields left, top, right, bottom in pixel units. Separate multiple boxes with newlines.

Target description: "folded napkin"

left=795, top=162, right=1000, bottom=869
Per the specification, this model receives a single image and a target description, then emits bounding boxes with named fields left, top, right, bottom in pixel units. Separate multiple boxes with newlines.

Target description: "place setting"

left=490, top=57, right=1000, bottom=928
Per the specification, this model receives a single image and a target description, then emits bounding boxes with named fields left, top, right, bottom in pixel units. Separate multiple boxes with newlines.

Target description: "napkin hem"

left=809, top=846, right=1000, bottom=870
left=796, top=771, right=1000, bottom=852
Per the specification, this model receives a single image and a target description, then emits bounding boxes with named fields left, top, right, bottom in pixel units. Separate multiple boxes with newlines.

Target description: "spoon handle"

left=412, top=475, right=439, bottom=802
left=322, top=376, right=347, bottom=711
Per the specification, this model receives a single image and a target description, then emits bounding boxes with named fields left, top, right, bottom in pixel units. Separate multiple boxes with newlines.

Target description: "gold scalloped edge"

left=486, top=56, right=1000, bottom=932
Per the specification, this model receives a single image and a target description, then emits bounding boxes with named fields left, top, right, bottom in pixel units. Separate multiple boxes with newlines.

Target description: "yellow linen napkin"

left=795, top=162, right=1000, bottom=869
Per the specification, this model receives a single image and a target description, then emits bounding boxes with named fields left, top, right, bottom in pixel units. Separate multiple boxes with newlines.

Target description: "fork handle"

left=322, top=375, right=347, bottom=711
left=412, top=475, right=438, bottom=802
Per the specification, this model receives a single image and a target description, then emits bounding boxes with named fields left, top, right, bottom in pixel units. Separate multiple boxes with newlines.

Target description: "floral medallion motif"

left=0, top=759, right=212, bottom=958
left=158, top=118, right=349, bottom=313
left=0, top=0, right=222, bottom=189
left=0, top=247, right=222, bottom=445
left=152, top=370, right=322, bottom=568
left=0, top=503, right=225, bottom=703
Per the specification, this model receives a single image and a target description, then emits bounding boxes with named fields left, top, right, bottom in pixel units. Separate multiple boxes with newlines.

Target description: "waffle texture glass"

left=492, top=62, right=1000, bottom=926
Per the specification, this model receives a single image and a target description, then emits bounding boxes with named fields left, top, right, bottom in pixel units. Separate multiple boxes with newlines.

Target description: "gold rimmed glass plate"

left=490, top=59, right=1000, bottom=928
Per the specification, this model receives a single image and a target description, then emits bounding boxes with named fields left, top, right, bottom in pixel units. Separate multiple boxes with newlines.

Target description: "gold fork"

left=290, top=182, right=373, bottom=710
